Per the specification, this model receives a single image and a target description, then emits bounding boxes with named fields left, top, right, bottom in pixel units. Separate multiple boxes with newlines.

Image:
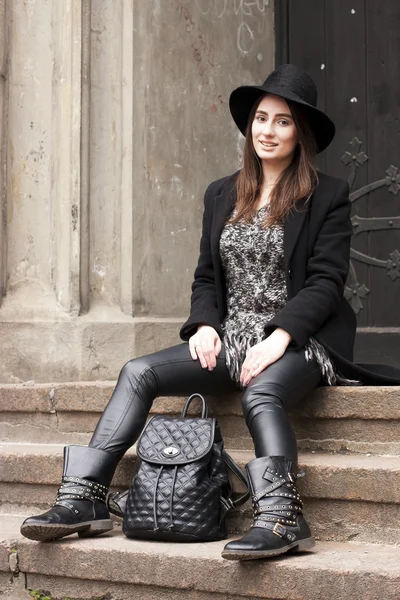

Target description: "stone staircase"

left=1, top=382, right=400, bottom=599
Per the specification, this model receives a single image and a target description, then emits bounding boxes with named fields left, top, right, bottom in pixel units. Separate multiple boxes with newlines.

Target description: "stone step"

left=1, top=443, right=399, bottom=545
left=1, top=514, right=399, bottom=600
left=1, top=382, right=400, bottom=454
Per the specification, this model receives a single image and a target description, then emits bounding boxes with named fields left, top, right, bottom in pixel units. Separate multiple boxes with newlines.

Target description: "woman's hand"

left=240, top=328, right=292, bottom=387
left=189, top=325, right=222, bottom=370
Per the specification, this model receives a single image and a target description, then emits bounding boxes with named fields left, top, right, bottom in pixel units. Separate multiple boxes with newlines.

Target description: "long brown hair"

left=231, top=94, right=319, bottom=226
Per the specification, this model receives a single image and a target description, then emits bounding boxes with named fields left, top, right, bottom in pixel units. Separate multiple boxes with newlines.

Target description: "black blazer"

left=180, top=171, right=400, bottom=385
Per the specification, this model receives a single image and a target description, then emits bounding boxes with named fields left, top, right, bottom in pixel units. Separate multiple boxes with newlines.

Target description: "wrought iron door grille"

left=342, top=137, right=400, bottom=314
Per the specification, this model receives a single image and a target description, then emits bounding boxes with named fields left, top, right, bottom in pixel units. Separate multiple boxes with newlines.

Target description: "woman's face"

left=251, top=94, right=299, bottom=165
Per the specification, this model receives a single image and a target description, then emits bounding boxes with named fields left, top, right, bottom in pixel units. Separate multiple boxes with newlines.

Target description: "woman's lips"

left=260, top=141, right=278, bottom=149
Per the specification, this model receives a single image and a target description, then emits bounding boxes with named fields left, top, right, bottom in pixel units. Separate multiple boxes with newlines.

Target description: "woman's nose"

left=261, top=120, right=274, bottom=136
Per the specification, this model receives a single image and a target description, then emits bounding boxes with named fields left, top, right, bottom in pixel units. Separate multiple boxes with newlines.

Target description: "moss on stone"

left=29, top=591, right=52, bottom=600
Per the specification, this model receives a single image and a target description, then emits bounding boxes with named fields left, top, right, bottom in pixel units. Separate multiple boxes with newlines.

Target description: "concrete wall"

left=0, top=0, right=274, bottom=382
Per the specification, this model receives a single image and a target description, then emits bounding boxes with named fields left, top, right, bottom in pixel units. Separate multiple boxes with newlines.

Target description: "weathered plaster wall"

left=130, top=0, right=274, bottom=317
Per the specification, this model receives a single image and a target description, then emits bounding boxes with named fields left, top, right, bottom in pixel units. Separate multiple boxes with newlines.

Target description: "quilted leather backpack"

left=112, top=393, right=249, bottom=542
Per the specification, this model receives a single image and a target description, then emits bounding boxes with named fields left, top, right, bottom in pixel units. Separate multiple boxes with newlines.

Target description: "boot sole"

left=221, top=536, right=315, bottom=560
left=20, top=519, right=113, bottom=542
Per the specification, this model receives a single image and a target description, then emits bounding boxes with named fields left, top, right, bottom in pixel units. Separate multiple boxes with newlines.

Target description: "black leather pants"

left=89, top=343, right=321, bottom=465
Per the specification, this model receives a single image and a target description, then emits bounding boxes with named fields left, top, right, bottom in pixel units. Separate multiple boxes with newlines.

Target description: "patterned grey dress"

left=219, top=205, right=345, bottom=386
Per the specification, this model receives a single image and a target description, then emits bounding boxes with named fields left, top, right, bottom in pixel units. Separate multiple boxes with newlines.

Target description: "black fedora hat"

left=229, top=63, right=335, bottom=153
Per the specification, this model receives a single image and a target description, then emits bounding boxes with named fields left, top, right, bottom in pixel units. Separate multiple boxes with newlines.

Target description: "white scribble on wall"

left=195, top=0, right=271, bottom=56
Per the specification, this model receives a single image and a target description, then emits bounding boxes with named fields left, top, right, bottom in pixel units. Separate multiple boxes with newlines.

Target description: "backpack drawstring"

left=152, top=465, right=179, bottom=532
left=168, top=466, right=179, bottom=530
left=153, top=466, right=163, bottom=531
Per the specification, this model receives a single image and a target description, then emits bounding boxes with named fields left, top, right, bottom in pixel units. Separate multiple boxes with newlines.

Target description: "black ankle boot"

left=20, top=445, right=118, bottom=542
left=221, top=456, right=315, bottom=560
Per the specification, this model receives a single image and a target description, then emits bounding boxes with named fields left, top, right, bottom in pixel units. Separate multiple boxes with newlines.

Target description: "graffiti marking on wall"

left=196, top=0, right=271, bottom=56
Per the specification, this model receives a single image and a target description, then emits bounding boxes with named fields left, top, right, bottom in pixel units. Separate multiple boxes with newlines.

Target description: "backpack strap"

left=107, top=488, right=128, bottom=518
left=181, top=393, right=208, bottom=418
left=223, top=450, right=250, bottom=508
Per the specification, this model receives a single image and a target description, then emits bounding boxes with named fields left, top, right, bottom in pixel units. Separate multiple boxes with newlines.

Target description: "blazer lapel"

left=210, top=184, right=236, bottom=256
left=284, top=197, right=309, bottom=269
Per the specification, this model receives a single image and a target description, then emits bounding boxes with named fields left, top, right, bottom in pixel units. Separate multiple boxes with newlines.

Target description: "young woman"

left=20, top=64, right=400, bottom=560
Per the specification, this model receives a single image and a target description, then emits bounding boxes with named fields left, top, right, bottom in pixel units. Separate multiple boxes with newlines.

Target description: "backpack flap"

left=137, top=415, right=216, bottom=466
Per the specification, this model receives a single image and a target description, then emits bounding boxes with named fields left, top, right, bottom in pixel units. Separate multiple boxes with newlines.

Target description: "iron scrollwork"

left=342, top=137, right=400, bottom=314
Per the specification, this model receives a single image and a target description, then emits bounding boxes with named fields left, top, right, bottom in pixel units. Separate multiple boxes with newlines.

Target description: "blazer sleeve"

left=264, top=180, right=352, bottom=348
left=179, top=181, right=222, bottom=341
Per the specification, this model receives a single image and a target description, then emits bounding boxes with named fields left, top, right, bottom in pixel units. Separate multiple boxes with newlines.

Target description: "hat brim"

left=229, top=85, right=335, bottom=154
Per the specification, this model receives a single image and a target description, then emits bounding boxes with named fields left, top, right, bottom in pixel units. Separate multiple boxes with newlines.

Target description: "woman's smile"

left=259, top=141, right=278, bottom=150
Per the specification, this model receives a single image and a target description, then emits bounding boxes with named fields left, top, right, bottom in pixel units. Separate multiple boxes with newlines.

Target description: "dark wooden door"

left=276, top=0, right=400, bottom=366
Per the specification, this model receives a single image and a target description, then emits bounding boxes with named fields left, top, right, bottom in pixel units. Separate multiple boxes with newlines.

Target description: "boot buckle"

left=272, top=522, right=286, bottom=538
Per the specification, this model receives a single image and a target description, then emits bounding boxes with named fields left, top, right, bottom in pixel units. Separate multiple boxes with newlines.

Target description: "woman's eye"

left=278, top=119, right=290, bottom=126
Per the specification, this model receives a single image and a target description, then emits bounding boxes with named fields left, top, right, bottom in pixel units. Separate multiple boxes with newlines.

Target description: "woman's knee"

left=119, top=356, right=158, bottom=394
left=241, top=381, right=285, bottom=421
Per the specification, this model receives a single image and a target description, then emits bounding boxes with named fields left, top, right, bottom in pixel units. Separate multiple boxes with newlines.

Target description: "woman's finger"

left=240, top=364, right=252, bottom=386
left=204, top=342, right=216, bottom=369
left=202, top=349, right=215, bottom=370
left=250, top=358, right=270, bottom=378
left=195, top=345, right=208, bottom=369
left=251, top=349, right=284, bottom=378
left=191, top=332, right=222, bottom=370
left=190, top=329, right=222, bottom=370
left=189, top=336, right=201, bottom=360
left=241, top=355, right=252, bottom=373
left=241, top=352, right=256, bottom=379
left=189, top=342, right=198, bottom=361
left=241, top=355, right=264, bottom=385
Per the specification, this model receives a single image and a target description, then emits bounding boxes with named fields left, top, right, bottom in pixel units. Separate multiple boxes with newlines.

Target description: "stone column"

left=3, top=0, right=82, bottom=319
left=0, top=0, right=86, bottom=382
left=86, top=0, right=134, bottom=314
